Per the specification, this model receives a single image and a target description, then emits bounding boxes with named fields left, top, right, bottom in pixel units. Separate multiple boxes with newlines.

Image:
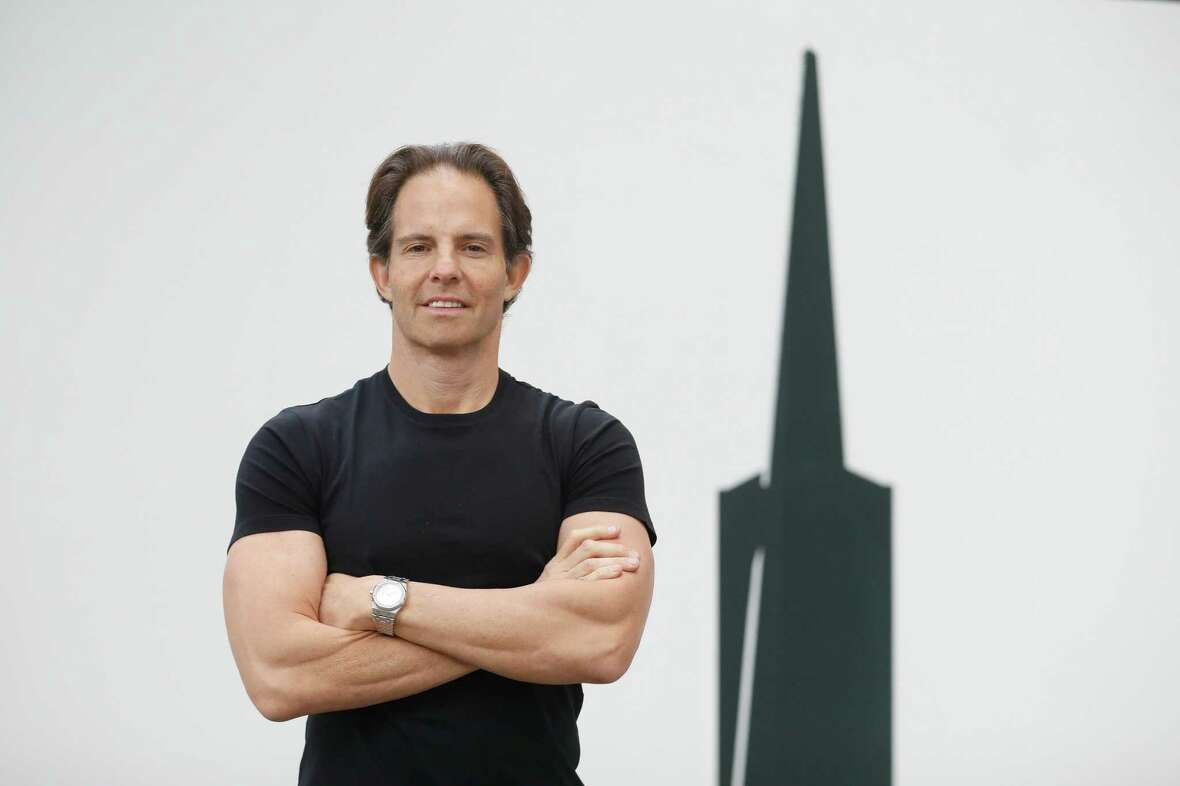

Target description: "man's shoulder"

left=504, top=372, right=624, bottom=438
left=254, top=369, right=378, bottom=437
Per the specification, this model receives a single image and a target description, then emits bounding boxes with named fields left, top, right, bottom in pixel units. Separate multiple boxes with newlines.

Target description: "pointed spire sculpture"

left=719, top=51, right=893, bottom=786
left=773, top=50, right=843, bottom=474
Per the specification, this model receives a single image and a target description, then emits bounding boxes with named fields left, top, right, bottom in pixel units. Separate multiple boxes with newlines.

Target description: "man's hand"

left=318, top=572, right=377, bottom=632
left=317, top=524, right=642, bottom=632
left=534, top=523, right=641, bottom=582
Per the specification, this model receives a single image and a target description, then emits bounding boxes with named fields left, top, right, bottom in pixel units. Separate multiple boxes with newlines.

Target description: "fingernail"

left=628, top=551, right=639, bottom=559
left=626, top=557, right=639, bottom=566
left=608, top=525, right=619, bottom=534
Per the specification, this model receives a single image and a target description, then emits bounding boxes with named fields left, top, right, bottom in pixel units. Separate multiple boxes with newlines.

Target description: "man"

left=222, top=142, right=656, bottom=785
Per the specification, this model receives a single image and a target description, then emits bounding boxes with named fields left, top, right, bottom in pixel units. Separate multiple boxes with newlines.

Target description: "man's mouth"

left=422, top=298, right=468, bottom=312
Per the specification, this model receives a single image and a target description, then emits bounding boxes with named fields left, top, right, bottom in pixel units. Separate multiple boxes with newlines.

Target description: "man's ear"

left=505, top=252, right=532, bottom=300
left=369, top=255, right=392, bottom=302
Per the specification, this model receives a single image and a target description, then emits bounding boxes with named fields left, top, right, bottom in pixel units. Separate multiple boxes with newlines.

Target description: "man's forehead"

left=391, top=169, right=500, bottom=234
left=397, top=166, right=496, bottom=206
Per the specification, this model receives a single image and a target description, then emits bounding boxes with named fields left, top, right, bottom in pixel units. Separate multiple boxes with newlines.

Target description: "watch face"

left=374, top=582, right=406, bottom=610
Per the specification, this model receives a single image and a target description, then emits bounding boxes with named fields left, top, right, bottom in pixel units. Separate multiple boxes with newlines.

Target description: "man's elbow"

left=256, top=693, right=295, bottom=723
left=581, top=628, right=641, bottom=684
left=246, top=664, right=305, bottom=723
left=582, top=656, right=628, bottom=685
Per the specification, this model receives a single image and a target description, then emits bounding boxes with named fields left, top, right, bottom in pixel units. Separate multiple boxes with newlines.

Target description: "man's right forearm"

left=266, top=615, right=477, bottom=721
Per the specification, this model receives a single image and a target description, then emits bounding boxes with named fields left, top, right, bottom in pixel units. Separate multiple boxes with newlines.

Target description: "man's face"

left=371, top=165, right=530, bottom=356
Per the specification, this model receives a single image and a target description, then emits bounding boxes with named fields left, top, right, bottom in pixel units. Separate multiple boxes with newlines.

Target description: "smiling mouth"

left=421, top=301, right=468, bottom=313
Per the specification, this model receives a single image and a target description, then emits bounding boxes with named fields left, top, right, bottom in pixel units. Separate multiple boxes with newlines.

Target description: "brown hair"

left=365, top=142, right=533, bottom=314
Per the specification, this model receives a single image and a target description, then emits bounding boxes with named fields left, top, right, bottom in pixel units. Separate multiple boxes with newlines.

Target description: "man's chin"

left=394, top=317, right=498, bottom=356
left=407, top=331, right=479, bottom=355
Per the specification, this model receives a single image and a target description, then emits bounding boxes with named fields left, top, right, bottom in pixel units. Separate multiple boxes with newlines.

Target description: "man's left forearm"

left=393, top=577, right=642, bottom=685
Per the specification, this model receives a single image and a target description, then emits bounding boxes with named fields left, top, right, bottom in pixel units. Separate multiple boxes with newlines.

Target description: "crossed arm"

left=222, top=511, right=654, bottom=722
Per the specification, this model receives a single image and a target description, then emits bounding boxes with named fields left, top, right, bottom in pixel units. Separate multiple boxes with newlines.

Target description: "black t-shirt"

left=229, top=366, right=656, bottom=786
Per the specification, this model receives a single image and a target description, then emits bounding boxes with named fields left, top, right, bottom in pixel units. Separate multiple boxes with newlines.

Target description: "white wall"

left=2, top=1, right=1177, bottom=783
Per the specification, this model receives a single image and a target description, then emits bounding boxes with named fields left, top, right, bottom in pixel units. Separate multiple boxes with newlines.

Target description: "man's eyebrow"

left=458, top=232, right=496, bottom=244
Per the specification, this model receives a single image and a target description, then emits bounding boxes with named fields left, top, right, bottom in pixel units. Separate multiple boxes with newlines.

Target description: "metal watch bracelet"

left=371, top=576, right=408, bottom=637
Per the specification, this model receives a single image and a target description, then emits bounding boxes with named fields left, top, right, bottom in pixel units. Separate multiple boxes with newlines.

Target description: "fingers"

left=572, top=537, right=633, bottom=561
left=575, top=554, right=641, bottom=578
left=556, top=524, right=621, bottom=560
left=578, top=563, right=628, bottom=581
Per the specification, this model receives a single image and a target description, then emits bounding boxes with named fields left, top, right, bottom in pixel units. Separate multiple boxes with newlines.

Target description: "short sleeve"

left=560, top=402, right=656, bottom=547
left=228, top=408, right=323, bottom=553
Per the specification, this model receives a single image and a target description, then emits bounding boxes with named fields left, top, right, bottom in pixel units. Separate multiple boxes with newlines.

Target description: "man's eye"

left=407, top=245, right=428, bottom=254
left=466, top=244, right=487, bottom=253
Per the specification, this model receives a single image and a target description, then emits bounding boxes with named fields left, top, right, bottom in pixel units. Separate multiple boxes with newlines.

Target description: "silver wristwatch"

left=370, top=576, right=409, bottom=636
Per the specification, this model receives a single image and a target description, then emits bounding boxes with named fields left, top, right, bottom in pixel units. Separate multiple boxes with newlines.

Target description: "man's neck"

left=386, top=336, right=502, bottom=415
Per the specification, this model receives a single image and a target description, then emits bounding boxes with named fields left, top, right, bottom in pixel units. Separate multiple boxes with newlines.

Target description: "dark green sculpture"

left=719, top=51, right=893, bottom=786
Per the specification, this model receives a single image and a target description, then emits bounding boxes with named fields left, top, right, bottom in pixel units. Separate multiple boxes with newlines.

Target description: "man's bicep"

left=223, top=529, right=328, bottom=714
left=557, top=510, right=651, bottom=560
left=557, top=510, right=654, bottom=617
left=225, top=529, right=327, bottom=622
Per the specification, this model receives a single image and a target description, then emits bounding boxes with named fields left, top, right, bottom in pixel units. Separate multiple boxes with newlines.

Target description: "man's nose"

left=430, top=246, right=460, bottom=280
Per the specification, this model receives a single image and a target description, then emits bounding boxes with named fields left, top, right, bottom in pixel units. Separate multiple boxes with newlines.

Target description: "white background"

left=2, top=1, right=1178, bottom=783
